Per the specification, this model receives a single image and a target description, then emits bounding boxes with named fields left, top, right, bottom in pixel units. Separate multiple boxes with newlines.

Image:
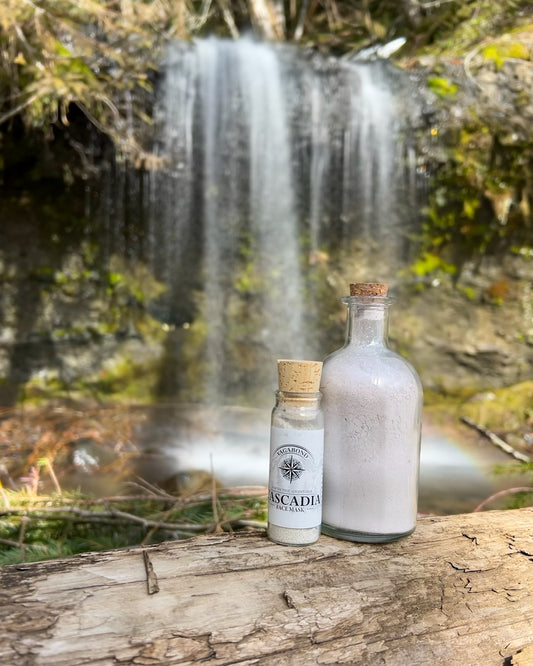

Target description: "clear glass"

left=271, top=391, right=323, bottom=429
left=268, top=391, right=324, bottom=546
left=320, top=295, right=423, bottom=543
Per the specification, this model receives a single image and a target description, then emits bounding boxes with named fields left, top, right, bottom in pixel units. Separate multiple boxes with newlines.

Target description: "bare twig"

left=190, top=0, right=214, bottom=31
left=0, top=93, right=40, bottom=127
left=127, top=477, right=176, bottom=500
left=463, top=44, right=483, bottom=89
left=210, top=454, right=223, bottom=534
left=0, top=487, right=267, bottom=507
left=474, top=487, right=533, bottom=512
left=216, top=0, right=239, bottom=39
left=142, top=550, right=160, bottom=594
left=106, top=507, right=210, bottom=533
left=0, top=485, right=10, bottom=508
left=417, top=0, right=457, bottom=8
left=140, top=497, right=187, bottom=546
left=0, top=505, right=207, bottom=531
left=18, top=516, right=29, bottom=563
left=232, top=520, right=267, bottom=529
left=460, top=417, right=531, bottom=463
left=44, top=459, right=62, bottom=495
left=293, top=0, right=311, bottom=40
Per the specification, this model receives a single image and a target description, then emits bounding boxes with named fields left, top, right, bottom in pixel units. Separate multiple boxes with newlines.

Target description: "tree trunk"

left=1, top=508, right=533, bottom=665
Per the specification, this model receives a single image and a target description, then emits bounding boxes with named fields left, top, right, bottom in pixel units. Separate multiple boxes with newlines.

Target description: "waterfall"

left=146, top=37, right=419, bottom=406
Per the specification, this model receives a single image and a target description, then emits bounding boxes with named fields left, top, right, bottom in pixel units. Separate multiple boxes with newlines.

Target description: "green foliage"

left=0, top=0, right=530, bottom=160
left=418, top=0, right=531, bottom=57
left=106, top=255, right=167, bottom=307
left=0, top=488, right=267, bottom=565
left=481, top=35, right=530, bottom=70
left=416, top=111, right=533, bottom=265
left=417, top=6, right=533, bottom=263
left=407, top=251, right=457, bottom=278
left=503, top=489, right=533, bottom=509
left=233, top=256, right=263, bottom=296
left=0, top=0, right=181, bottom=158
left=511, top=245, right=533, bottom=258
left=74, top=356, right=161, bottom=402
left=427, top=76, right=458, bottom=98
left=457, top=285, right=478, bottom=301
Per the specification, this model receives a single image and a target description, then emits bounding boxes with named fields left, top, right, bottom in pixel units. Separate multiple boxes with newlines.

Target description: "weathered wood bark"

left=1, top=508, right=533, bottom=665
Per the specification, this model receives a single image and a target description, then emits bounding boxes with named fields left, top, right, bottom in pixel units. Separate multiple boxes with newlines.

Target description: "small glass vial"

left=268, top=359, right=324, bottom=546
left=321, top=282, right=423, bottom=543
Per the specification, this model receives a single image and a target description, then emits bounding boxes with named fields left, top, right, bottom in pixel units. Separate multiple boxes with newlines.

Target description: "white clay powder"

left=321, top=351, right=422, bottom=537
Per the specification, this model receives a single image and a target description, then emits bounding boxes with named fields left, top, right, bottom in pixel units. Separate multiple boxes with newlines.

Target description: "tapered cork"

left=277, top=359, right=323, bottom=393
left=350, top=282, right=388, bottom=297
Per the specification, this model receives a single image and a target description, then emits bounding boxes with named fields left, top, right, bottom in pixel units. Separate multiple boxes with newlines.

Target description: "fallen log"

left=1, top=508, right=533, bottom=665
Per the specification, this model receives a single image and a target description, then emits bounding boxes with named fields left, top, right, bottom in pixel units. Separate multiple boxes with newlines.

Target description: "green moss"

left=457, top=285, right=478, bottom=301
left=233, top=260, right=262, bottom=295
left=459, top=381, right=533, bottom=431
left=77, top=356, right=161, bottom=402
left=482, top=40, right=530, bottom=69
left=179, top=307, right=210, bottom=402
left=106, top=255, right=167, bottom=305
left=417, top=2, right=532, bottom=59
left=401, top=252, right=457, bottom=284
left=18, top=352, right=164, bottom=405
left=511, top=246, right=533, bottom=258
left=51, top=326, right=86, bottom=340
left=22, top=371, right=69, bottom=403
left=415, top=104, right=533, bottom=264
left=98, top=256, right=168, bottom=342
left=427, top=76, right=458, bottom=98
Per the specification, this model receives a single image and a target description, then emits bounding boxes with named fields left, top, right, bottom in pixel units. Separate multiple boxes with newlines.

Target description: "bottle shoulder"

left=323, top=344, right=409, bottom=365
left=321, top=346, right=422, bottom=393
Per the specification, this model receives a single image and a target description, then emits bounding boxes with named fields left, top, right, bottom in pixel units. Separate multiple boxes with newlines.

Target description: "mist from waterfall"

left=146, top=37, right=420, bottom=406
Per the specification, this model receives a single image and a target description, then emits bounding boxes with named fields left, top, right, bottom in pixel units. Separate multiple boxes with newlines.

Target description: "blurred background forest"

left=1, top=0, right=532, bottom=562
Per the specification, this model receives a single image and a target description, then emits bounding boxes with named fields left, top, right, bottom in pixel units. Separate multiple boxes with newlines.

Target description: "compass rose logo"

left=279, top=455, right=304, bottom=483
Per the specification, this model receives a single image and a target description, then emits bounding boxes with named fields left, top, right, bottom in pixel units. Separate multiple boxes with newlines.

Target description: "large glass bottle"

left=268, top=360, right=324, bottom=546
left=320, top=283, right=422, bottom=543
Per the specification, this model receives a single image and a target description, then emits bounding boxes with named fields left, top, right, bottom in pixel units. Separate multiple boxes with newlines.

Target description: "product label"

left=268, top=427, right=324, bottom=529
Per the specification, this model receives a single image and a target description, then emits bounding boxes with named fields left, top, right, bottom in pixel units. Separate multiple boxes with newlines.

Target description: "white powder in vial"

left=268, top=426, right=323, bottom=546
left=268, top=523, right=321, bottom=546
left=267, top=359, right=324, bottom=547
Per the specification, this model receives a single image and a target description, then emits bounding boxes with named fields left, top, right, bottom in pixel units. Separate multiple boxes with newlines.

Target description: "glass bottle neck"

left=343, top=296, right=390, bottom=348
left=275, top=390, right=322, bottom=406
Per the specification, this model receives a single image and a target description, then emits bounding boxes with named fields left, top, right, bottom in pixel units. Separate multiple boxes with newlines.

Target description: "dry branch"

left=461, top=416, right=531, bottom=463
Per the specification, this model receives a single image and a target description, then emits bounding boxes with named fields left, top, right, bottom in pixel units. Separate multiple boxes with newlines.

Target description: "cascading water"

left=146, top=37, right=420, bottom=406
left=96, top=39, right=520, bottom=515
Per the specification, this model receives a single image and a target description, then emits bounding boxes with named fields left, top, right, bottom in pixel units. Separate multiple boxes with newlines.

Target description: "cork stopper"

left=277, top=359, right=323, bottom=393
left=350, top=282, right=388, bottom=297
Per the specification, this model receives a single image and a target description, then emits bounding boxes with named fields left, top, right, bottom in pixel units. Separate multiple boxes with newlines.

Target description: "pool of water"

left=418, top=422, right=524, bottom=514
left=132, top=405, right=527, bottom=515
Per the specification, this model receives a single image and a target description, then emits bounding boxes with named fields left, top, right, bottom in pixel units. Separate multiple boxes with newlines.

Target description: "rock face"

left=0, top=182, right=166, bottom=405
left=406, top=28, right=533, bottom=254
left=392, top=256, right=533, bottom=392
left=389, top=25, right=533, bottom=393
left=1, top=245, right=530, bottom=408
left=1, top=31, right=532, bottom=403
